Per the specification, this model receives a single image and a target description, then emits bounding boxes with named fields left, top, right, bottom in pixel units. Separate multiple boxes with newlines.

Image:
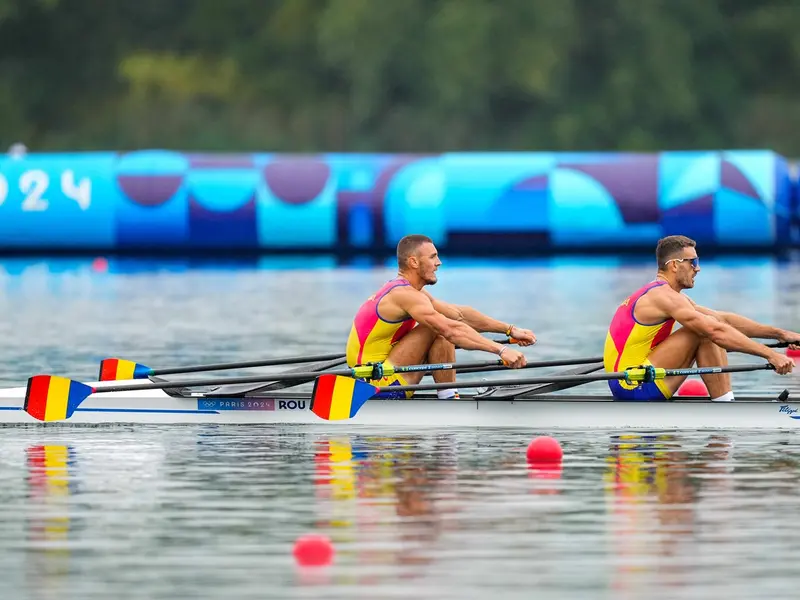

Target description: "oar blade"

left=24, top=375, right=95, bottom=422
left=310, top=375, right=379, bottom=421
left=98, top=358, right=152, bottom=381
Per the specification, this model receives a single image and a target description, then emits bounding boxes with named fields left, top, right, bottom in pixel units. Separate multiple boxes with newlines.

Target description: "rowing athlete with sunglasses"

left=603, top=235, right=799, bottom=402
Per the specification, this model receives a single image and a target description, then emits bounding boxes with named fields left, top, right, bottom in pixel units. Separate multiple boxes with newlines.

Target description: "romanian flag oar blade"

left=24, top=376, right=95, bottom=422
left=310, top=375, right=379, bottom=421
left=98, top=358, right=153, bottom=381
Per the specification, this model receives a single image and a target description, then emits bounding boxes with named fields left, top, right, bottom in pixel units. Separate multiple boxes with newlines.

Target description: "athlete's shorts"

left=366, top=363, right=414, bottom=399
left=608, top=359, right=673, bottom=401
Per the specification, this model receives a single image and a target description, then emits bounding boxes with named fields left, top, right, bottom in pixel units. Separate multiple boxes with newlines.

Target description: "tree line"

left=2, top=0, right=800, bottom=155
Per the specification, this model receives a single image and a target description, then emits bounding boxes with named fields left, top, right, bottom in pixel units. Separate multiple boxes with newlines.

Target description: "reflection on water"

left=25, top=444, right=76, bottom=600
left=309, top=435, right=459, bottom=584
left=0, top=429, right=797, bottom=598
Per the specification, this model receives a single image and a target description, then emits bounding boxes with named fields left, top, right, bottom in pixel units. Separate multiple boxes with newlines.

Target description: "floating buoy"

left=292, top=534, right=334, bottom=567
left=526, top=436, right=563, bottom=464
left=676, top=379, right=709, bottom=397
left=91, top=257, right=109, bottom=272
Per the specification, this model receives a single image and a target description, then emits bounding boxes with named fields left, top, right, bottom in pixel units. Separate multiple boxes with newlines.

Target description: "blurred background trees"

left=2, top=0, right=800, bottom=154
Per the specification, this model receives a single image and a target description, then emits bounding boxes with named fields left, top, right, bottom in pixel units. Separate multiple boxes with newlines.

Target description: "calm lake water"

left=1, top=254, right=800, bottom=599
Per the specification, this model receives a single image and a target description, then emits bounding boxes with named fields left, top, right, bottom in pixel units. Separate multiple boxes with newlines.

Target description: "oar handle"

left=770, top=341, right=798, bottom=348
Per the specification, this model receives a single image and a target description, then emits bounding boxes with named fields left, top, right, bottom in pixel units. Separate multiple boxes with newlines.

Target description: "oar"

left=476, top=361, right=605, bottom=398
left=456, top=356, right=602, bottom=374
left=96, top=339, right=796, bottom=382
left=96, top=337, right=521, bottom=381
left=23, top=355, right=526, bottom=422
left=226, top=357, right=347, bottom=394
left=98, top=353, right=347, bottom=381
left=309, top=363, right=777, bottom=420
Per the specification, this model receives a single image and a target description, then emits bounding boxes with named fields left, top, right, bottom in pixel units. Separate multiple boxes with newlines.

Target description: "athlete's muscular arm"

left=425, top=293, right=536, bottom=346
left=392, top=289, right=517, bottom=358
left=688, top=299, right=800, bottom=345
left=426, top=295, right=505, bottom=332
left=651, top=290, right=780, bottom=359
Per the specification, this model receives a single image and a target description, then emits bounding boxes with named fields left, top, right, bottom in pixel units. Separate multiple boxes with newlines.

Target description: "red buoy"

left=293, top=534, right=334, bottom=567
left=526, top=436, right=563, bottom=464
left=676, top=379, right=709, bottom=397
left=91, top=257, right=109, bottom=272
left=786, top=347, right=800, bottom=359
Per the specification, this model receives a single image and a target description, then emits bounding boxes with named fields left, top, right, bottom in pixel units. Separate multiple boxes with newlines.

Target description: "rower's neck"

left=397, top=271, right=425, bottom=290
left=655, top=272, right=681, bottom=292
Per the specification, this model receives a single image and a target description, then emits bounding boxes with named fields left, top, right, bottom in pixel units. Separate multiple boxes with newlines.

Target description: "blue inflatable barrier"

left=0, top=149, right=792, bottom=253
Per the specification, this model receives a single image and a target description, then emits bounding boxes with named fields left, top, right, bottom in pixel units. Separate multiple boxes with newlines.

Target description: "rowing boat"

left=1, top=377, right=798, bottom=429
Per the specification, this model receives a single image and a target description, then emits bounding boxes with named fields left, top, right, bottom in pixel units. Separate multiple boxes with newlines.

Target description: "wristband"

left=498, top=346, right=507, bottom=358
left=505, top=324, right=515, bottom=337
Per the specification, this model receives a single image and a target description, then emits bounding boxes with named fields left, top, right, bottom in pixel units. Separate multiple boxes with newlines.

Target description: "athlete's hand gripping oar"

left=23, top=355, right=522, bottom=422
left=96, top=338, right=521, bottom=381
left=309, top=363, right=779, bottom=421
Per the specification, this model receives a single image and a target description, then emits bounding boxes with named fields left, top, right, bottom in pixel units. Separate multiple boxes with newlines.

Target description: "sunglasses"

left=666, top=257, right=700, bottom=269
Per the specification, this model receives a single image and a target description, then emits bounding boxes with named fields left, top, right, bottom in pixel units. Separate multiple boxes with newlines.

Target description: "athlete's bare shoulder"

left=632, top=281, right=677, bottom=322
left=379, top=284, right=427, bottom=320
left=645, top=283, right=695, bottom=316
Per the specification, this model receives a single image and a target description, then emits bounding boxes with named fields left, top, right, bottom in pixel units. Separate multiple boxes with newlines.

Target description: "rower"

left=602, top=234, right=799, bottom=402
left=345, top=234, right=536, bottom=399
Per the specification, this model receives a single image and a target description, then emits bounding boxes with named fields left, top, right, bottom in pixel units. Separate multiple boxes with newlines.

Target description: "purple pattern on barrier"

left=662, top=193, right=715, bottom=242
left=335, top=156, right=427, bottom=250
left=117, top=175, right=184, bottom=208
left=264, top=158, right=330, bottom=205
left=721, top=160, right=761, bottom=199
left=513, top=174, right=549, bottom=192
left=187, top=193, right=259, bottom=247
left=561, top=156, right=660, bottom=224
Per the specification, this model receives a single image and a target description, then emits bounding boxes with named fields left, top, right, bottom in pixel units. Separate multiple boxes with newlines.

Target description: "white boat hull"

left=1, top=379, right=799, bottom=429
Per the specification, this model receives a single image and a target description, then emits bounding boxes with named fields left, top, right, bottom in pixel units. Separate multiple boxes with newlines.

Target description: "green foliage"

left=2, top=0, right=800, bottom=153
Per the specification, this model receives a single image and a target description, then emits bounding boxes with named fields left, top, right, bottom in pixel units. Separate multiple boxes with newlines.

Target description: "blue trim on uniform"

left=631, top=281, right=671, bottom=327
left=608, top=380, right=668, bottom=401
left=375, top=278, right=413, bottom=324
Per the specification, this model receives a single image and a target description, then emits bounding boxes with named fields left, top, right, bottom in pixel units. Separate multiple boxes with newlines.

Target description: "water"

left=1, top=255, right=800, bottom=599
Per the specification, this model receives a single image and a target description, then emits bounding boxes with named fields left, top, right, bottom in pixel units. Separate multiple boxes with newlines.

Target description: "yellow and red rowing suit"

left=603, top=280, right=675, bottom=400
left=346, top=277, right=417, bottom=398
